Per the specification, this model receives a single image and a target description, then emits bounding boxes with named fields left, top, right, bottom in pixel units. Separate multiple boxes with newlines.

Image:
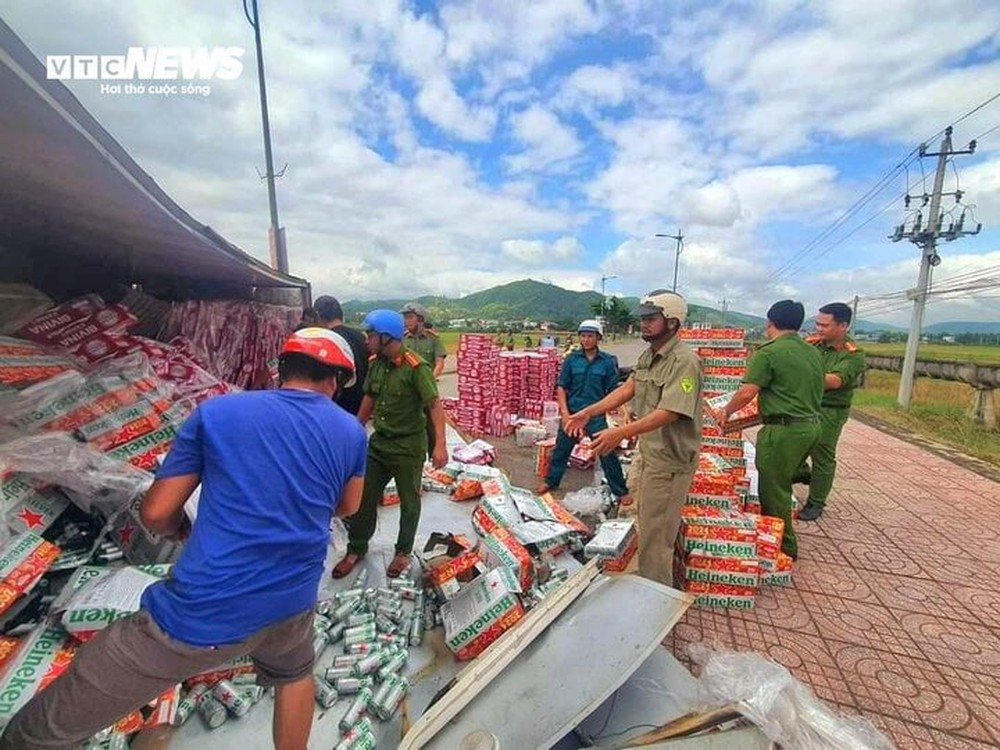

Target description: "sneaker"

left=798, top=502, right=824, bottom=521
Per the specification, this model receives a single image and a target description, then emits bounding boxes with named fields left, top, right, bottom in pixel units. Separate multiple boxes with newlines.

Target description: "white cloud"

left=556, top=64, right=636, bottom=114
left=501, top=236, right=583, bottom=264
left=506, top=106, right=582, bottom=172
left=414, top=75, right=496, bottom=141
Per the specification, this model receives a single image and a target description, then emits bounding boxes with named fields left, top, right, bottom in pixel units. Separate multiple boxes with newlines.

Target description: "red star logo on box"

left=118, top=524, right=136, bottom=547
left=16, top=507, right=45, bottom=529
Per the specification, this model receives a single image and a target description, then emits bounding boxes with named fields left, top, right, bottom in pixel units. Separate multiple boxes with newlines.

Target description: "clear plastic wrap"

left=561, top=486, right=610, bottom=516
left=0, top=432, right=152, bottom=518
left=688, top=644, right=894, bottom=750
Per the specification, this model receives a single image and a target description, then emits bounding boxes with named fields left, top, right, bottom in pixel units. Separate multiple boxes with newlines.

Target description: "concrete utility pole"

left=246, top=0, right=288, bottom=274
left=851, top=295, right=859, bottom=332
left=655, top=231, right=684, bottom=292
left=890, top=126, right=980, bottom=408
left=719, top=298, right=729, bottom=327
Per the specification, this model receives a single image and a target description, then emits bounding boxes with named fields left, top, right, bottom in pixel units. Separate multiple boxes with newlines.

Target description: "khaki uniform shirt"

left=744, top=333, right=823, bottom=418
left=405, top=329, right=447, bottom=367
left=633, top=336, right=703, bottom=472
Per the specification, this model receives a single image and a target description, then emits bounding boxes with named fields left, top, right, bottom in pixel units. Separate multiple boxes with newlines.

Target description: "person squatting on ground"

left=566, top=291, right=703, bottom=586
left=710, top=300, right=823, bottom=559
left=537, top=319, right=632, bottom=509
left=0, top=328, right=367, bottom=750
left=334, top=309, right=448, bottom=580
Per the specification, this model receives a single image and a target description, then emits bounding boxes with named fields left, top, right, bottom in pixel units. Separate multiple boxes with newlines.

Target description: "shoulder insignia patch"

left=844, top=341, right=859, bottom=352
left=805, top=335, right=822, bottom=344
left=403, top=351, right=423, bottom=368
left=426, top=329, right=439, bottom=338
left=680, top=376, right=695, bottom=394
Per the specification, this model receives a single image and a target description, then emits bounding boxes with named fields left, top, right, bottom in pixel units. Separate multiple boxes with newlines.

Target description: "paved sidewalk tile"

left=667, top=418, right=1000, bottom=749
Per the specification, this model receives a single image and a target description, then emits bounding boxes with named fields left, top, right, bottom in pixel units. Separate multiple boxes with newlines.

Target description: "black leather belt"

left=761, top=415, right=819, bottom=425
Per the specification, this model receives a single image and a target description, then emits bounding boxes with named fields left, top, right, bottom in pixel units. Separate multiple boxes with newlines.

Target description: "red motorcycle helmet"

left=281, top=327, right=357, bottom=387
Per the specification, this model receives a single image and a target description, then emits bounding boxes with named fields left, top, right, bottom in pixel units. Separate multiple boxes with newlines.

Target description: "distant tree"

left=590, top=297, right=637, bottom=335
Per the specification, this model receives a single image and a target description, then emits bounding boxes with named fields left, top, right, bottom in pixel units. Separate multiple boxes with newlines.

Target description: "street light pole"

left=600, top=274, right=617, bottom=332
left=245, top=0, right=288, bottom=274
left=655, top=230, right=684, bottom=292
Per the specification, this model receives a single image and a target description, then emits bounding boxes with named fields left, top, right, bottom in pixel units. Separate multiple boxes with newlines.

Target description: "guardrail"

left=865, top=355, right=998, bottom=429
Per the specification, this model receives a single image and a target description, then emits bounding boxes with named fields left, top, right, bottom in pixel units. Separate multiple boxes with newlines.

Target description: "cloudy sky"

left=4, top=0, right=1000, bottom=325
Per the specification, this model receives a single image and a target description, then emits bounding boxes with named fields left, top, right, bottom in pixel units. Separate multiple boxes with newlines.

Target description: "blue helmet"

left=363, top=309, right=405, bottom=340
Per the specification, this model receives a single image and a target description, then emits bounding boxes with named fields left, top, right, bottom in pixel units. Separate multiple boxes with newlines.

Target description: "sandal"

left=386, top=553, right=411, bottom=579
left=332, top=552, right=364, bottom=579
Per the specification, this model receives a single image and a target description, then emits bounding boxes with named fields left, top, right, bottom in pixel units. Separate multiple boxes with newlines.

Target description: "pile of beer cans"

left=312, top=567, right=431, bottom=748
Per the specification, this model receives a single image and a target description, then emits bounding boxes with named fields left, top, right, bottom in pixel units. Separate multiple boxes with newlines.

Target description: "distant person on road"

left=1, top=328, right=365, bottom=750
left=710, top=300, right=823, bottom=559
left=401, top=302, right=448, bottom=460
left=794, top=303, right=866, bottom=521
left=537, top=320, right=631, bottom=508
left=400, top=302, right=447, bottom=379
left=566, top=291, right=702, bottom=585
left=334, top=310, right=448, bottom=580
left=315, top=295, right=369, bottom=416
left=524, top=334, right=533, bottom=348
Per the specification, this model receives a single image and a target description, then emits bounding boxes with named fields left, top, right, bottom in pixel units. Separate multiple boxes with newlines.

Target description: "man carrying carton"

left=1, top=328, right=366, bottom=750
left=709, top=300, right=823, bottom=559
left=794, top=302, right=866, bottom=521
left=537, top=319, right=631, bottom=509
left=334, top=310, right=449, bottom=580
left=565, top=291, right=703, bottom=586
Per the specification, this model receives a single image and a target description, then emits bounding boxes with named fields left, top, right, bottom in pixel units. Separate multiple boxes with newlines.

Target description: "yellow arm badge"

left=680, top=376, right=695, bottom=394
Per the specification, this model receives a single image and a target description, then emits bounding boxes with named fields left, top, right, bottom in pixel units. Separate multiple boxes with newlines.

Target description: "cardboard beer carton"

left=704, top=392, right=761, bottom=434
left=684, top=580, right=756, bottom=610
left=678, top=551, right=761, bottom=587
left=478, top=526, right=534, bottom=593
left=0, top=532, right=61, bottom=616
left=680, top=523, right=757, bottom=558
left=441, top=567, right=524, bottom=660
left=0, top=625, right=78, bottom=729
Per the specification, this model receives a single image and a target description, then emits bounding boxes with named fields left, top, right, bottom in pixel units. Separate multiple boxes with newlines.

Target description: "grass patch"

left=861, top=342, right=1000, bottom=365
left=853, top=371, right=1000, bottom=466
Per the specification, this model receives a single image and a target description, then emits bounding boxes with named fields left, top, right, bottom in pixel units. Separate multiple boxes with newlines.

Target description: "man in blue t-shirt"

left=2, top=329, right=366, bottom=750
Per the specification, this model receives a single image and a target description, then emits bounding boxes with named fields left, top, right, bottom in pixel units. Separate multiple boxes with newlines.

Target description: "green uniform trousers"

left=792, top=407, right=850, bottom=507
left=348, top=433, right=425, bottom=556
left=755, top=422, right=820, bottom=559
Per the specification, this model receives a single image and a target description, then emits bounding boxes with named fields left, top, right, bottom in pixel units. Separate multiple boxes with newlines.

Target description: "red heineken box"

left=0, top=532, right=61, bottom=616
left=677, top=551, right=761, bottom=588
left=601, top=534, right=638, bottom=574
left=680, top=523, right=757, bottom=558
left=684, top=580, right=756, bottom=610
left=478, top=525, right=534, bottom=593
left=0, top=625, right=78, bottom=730
left=441, top=567, right=524, bottom=660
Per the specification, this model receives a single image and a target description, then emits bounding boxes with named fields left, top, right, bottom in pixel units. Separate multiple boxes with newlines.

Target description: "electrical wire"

left=971, top=122, right=1000, bottom=143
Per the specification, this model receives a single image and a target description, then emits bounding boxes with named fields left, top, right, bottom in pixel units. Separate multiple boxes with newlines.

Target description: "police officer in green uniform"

left=567, top=291, right=703, bottom=585
left=334, top=309, right=448, bottom=579
left=400, top=302, right=447, bottom=379
left=795, top=302, right=866, bottom=521
left=401, top=302, right=448, bottom=460
left=710, top=300, right=822, bottom=559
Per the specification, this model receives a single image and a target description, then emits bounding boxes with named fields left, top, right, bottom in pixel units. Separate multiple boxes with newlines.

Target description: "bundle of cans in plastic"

left=311, top=567, right=430, bottom=748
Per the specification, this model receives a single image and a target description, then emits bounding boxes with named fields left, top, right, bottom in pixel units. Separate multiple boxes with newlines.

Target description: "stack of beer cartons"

left=674, top=326, right=792, bottom=605
left=455, top=335, right=500, bottom=434
left=455, top=339, right=560, bottom=434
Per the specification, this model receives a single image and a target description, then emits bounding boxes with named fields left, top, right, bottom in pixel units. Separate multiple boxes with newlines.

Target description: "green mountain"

left=923, top=321, right=1000, bottom=335
left=342, top=279, right=771, bottom=329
